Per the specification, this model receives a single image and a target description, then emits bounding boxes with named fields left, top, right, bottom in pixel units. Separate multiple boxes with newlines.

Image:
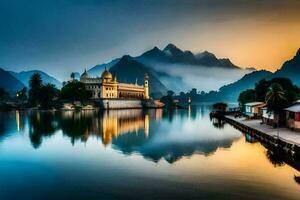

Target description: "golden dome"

left=101, top=69, right=112, bottom=79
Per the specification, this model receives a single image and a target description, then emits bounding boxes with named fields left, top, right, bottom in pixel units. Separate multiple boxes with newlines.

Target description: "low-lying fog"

left=150, top=63, right=251, bottom=92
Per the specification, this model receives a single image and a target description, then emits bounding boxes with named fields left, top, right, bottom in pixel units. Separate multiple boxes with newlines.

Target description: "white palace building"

left=80, top=68, right=149, bottom=100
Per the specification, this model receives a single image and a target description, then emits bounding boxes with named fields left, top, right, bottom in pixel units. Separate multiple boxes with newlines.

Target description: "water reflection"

left=0, top=111, right=26, bottom=141
left=29, top=112, right=59, bottom=148
left=111, top=106, right=239, bottom=163
left=211, top=117, right=226, bottom=129
left=24, top=109, right=158, bottom=147
left=2, top=107, right=300, bottom=167
left=0, top=106, right=241, bottom=164
left=245, top=133, right=257, bottom=143
left=0, top=106, right=300, bottom=200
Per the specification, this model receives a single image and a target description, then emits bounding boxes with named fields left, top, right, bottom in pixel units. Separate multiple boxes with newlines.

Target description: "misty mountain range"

left=86, top=43, right=251, bottom=96
left=1, top=44, right=300, bottom=102
left=87, top=43, right=241, bottom=77
left=137, top=43, right=239, bottom=69
left=201, top=48, right=300, bottom=102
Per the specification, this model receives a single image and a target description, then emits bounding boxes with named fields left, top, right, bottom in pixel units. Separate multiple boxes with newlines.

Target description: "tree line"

left=238, top=77, right=300, bottom=126
left=0, top=73, right=92, bottom=109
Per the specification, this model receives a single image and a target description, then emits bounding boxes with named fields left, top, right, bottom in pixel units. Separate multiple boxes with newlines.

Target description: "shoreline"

left=211, top=112, right=300, bottom=158
left=0, top=98, right=165, bottom=111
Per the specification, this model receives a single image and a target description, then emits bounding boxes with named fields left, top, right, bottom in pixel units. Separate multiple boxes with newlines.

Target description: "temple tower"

left=144, top=73, right=149, bottom=99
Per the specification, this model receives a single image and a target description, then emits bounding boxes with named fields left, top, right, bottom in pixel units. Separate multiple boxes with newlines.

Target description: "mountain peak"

left=145, top=46, right=162, bottom=55
left=152, top=46, right=160, bottom=51
left=273, top=47, right=300, bottom=85
left=163, top=43, right=184, bottom=58
left=163, top=43, right=179, bottom=51
left=120, top=55, right=133, bottom=61
left=196, top=51, right=216, bottom=60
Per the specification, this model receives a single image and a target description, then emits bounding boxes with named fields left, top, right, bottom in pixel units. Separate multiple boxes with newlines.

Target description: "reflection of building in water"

left=58, top=109, right=162, bottom=146
left=101, top=110, right=151, bottom=145
left=15, top=111, right=25, bottom=132
left=245, top=134, right=257, bottom=143
left=155, top=109, right=163, bottom=121
left=144, top=114, right=149, bottom=137
left=16, top=111, right=20, bottom=131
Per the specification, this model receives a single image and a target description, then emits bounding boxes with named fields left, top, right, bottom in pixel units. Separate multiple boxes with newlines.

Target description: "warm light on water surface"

left=0, top=105, right=299, bottom=200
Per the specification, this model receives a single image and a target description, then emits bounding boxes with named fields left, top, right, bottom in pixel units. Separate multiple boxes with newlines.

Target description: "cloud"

left=151, top=63, right=250, bottom=92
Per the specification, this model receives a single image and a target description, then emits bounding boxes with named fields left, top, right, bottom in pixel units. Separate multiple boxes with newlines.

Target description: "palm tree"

left=70, top=72, right=75, bottom=81
left=29, top=73, right=43, bottom=106
left=265, top=83, right=287, bottom=127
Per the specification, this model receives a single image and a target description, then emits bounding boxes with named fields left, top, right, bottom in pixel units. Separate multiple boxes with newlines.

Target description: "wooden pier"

left=211, top=112, right=300, bottom=158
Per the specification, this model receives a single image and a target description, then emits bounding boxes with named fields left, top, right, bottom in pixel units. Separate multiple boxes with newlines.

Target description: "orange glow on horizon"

left=176, top=18, right=300, bottom=72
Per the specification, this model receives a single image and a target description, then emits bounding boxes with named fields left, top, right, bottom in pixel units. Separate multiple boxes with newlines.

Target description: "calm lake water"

left=0, top=105, right=300, bottom=200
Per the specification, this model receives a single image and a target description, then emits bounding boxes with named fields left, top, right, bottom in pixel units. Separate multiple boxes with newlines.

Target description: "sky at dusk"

left=1, top=0, right=300, bottom=80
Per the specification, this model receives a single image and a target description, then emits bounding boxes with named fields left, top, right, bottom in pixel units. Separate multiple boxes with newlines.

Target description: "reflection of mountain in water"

left=14, top=105, right=240, bottom=163
left=112, top=134, right=235, bottom=163
left=111, top=105, right=240, bottom=163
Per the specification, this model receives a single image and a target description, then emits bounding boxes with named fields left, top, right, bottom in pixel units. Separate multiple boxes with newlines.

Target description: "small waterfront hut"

left=262, top=107, right=274, bottom=126
left=212, top=102, right=228, bottom=113
left=285, top=104, right=300, bottom=131
left=244, top=102, right=266, bottom=118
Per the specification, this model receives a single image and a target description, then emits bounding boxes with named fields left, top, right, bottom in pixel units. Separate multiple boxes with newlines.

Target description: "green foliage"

left=29, top=73, right=43, bottom=106
left=254, top=79, right=269, bottom=102
left=173, top=89, right=198, bottom=103
left=167, top=90, right=175, bottom=96
left=70, top=72, right=75, bottom=80
left=16, top=87, right=27, bottom=101
left=265, top=83, right=288, bottom=113
left=28, top=73, right=59, bottom=108
left=238, top=89, right=255, bottom=111
left=60, top=81, right=92, bottom=103
left=160, top=91, right=175, bottom=108
left=238, top=78, right=300, bottom=112
left=255, top=78, right=299, bottom=103
left=39, top=84, right=60, bottom=109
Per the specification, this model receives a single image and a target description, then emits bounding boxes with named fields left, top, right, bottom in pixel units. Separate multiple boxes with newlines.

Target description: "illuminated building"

left=80, top=68, right=149, bottom=100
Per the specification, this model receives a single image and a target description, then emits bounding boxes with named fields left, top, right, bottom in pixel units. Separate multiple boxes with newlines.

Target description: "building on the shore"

left=80, top=68, right=149, bottom=100
left=244, top=102, right=266, bottom=118
left=212, top=102, right=228, bottom=113
left=262, top=107, right=275, bottom=126
left=285, top=103, right=300, bottom=130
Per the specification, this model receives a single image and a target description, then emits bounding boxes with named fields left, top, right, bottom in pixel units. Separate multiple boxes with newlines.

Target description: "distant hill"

left=273, top=48, right=300, bottom=85
left=87, top=58, right=120, bottom=77
left=10, top=70, right=62, bottom=88
left=199, top=48, right=300, bottom=102
left=0, top=68, right=25, bottom=93
left=109, top=56, right=168, bottom=98
left=206, top=70, right=273, bottom=102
